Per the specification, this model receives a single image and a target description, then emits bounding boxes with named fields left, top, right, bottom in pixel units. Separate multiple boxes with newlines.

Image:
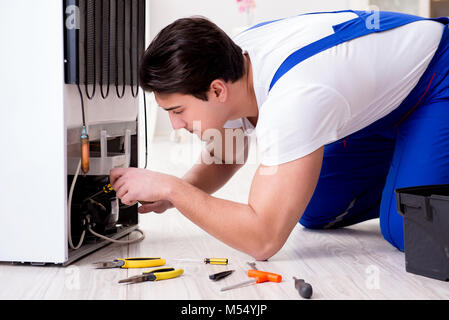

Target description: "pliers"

left=118, top=267, right=184, bottom=284
left=93, top=257, right=166, bottom=269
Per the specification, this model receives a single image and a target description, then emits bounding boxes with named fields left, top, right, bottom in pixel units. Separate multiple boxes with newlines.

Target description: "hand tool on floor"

left=209, top=270, right=235, bottom=281
left=174, top=258, right=228, bottom=265
left=93, top=257, right=166, bottom=269
left=118, top=267, right=184, bottom=284
left=293, top=277, right=313, bottom=299
left=220, top=262, right=282, bottom=292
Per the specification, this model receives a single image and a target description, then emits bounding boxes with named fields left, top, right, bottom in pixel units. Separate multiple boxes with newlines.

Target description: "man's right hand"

left=138, top=200, right=174, bottom=214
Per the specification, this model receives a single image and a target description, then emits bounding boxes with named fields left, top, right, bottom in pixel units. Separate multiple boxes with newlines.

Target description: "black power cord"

left=143, top=90, right=148, bottom=169
left=77, top=83, right=86, bottom=126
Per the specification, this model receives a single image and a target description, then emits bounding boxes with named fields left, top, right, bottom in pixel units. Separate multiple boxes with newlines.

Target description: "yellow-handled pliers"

left=118, top=268, right=184, bottom=284
left=93, top=257, right=166, bottom=269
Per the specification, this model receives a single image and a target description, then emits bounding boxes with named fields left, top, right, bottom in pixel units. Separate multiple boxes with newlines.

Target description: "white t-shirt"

left=224, top=11, right=445, bottom=166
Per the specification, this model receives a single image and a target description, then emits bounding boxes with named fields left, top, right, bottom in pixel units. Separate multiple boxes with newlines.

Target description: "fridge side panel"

left=0, top=0, right=67, bottom=264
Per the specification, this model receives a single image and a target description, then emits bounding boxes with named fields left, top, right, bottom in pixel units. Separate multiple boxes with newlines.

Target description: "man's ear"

left=209, top=79, right=228, bottom=102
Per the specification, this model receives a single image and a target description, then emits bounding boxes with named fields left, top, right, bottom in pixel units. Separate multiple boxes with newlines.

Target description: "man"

left=110, top=10, right=449, bottom=260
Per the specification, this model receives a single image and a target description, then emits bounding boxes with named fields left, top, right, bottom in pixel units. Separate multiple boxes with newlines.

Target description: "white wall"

left=147, top=0, right=372, bottom=137
left=149, top=0, right=370, bottom=38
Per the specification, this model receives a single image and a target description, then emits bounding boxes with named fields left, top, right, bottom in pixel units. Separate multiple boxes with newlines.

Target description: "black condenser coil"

left=64, top=0, right=146, bottom=99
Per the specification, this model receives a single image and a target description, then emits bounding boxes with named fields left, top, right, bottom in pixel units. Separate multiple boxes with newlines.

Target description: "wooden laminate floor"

left=1, top=137, right=447, bottom=299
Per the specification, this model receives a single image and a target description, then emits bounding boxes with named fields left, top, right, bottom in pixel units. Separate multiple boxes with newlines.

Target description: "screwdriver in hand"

left=221, top=269, right=282, bottom=292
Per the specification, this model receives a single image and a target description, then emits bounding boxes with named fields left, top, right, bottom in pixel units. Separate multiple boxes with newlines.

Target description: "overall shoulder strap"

left=268, top=11, right=449, bottom=92
left=242, top=9, right=357, bottom=33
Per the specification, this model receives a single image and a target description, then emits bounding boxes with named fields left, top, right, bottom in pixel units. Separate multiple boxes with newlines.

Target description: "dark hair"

left=139, top=17, right=245, bottom=101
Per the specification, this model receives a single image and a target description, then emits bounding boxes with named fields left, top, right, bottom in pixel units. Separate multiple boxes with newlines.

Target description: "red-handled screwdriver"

left=220, top=269, right=282, bottom=292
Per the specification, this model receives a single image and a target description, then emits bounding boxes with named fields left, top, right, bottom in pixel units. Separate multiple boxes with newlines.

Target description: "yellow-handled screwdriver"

left=174, top=258, right=228, bottom=265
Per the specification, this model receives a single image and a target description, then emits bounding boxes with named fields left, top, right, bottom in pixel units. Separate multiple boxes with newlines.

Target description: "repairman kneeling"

left=110, top=10, right=449, bottom=260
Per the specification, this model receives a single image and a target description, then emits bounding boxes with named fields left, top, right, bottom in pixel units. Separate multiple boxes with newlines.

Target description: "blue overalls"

left=250, top=10, right=449, bottom=251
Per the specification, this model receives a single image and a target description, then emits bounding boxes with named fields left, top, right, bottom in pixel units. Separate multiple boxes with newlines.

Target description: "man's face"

left=154, top=90, right=231, bottom=140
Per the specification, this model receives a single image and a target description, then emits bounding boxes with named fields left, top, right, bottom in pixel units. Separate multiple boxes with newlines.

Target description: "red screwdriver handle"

left=248, top=269, right=282, bottom=283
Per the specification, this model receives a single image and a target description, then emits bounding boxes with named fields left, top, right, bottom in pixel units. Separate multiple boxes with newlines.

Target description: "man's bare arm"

left=166, top=146, right=324, bottom=260
left=111, top=143, right=323, bottom=259
left=182, top=127, right=249, bottom=195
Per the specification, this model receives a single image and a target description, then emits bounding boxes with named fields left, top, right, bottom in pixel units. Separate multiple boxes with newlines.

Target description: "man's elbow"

left=248, top=234, right=285, bottom=261
left=250, top=242, right=282, bottom=261
left=243, top=212, right=290, bottom=261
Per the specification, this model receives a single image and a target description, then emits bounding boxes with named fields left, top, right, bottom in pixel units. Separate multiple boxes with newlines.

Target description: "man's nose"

left=170, top=116, right=187, bottom=130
